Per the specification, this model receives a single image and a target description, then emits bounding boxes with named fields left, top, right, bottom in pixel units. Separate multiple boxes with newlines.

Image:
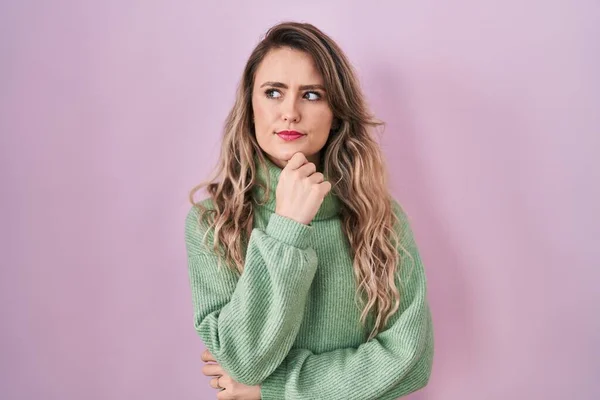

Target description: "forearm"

left=187, top=213, right=319, bottom=385
left=260, top=306, right=434, bottom=400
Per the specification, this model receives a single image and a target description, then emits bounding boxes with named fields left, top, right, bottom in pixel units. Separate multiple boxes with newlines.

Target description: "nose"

left=281, top=96, right=300, bottom=123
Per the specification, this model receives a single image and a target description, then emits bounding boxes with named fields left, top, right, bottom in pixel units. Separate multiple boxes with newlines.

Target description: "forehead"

left=254, top=47, right=324, bottom=85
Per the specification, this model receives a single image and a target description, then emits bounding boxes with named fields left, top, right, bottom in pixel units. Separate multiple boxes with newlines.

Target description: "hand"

left=201, top=349, right=262, bottom=400
left=275, top=152, right=332, bottom=225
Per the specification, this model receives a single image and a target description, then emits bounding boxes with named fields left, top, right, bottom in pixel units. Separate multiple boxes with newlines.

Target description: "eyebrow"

left=259, top=81, right=326, bottom=91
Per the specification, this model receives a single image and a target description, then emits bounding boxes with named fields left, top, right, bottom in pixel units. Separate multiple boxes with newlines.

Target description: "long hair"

left=189, top=21, right=412, bottom=341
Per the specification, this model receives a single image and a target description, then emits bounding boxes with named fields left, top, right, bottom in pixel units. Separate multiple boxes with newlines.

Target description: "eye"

left=265, top=89, right=282, bottom=99
left=304, top=91, right=321, bottom=101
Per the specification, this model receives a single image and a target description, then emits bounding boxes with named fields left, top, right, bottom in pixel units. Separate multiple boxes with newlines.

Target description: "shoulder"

left=390, top=197, right=410, bottom=227
left=185, top=197, right=216, bottom=255
left=389, top=197, right=417, bottom=249
left=186, top=197, right=215, bottom=223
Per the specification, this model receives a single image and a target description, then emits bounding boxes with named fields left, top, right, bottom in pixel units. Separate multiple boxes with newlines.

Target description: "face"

left=251, top=47, right=334, bottom=169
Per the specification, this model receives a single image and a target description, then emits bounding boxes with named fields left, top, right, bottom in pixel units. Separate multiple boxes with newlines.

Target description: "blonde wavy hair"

left=189, top=21, right=413, bottom=341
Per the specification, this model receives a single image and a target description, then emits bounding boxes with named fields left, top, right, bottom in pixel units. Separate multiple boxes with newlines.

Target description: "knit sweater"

left=184, top=156, right=434, bottom=400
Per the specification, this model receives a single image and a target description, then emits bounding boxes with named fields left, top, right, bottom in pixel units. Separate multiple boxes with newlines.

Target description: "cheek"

left=252, top=98, right=275, bottom=127
left=313, top=107, right=334, bottom=132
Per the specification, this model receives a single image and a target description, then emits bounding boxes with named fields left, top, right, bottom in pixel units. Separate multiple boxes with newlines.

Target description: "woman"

left=185, top=21, right=434, bottom=400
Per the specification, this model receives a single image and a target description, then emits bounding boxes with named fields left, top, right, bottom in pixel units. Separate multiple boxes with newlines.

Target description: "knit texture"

left=184, top=156, right=434, bottom=399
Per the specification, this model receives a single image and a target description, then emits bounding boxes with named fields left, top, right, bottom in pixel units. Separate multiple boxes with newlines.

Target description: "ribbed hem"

left=260, top=364, right=287, bottom=400
left=265, top=213, right=313, bottom=249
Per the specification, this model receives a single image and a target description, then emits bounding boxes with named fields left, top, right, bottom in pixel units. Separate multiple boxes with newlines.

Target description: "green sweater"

left=184, top=156, right=434, bottom=400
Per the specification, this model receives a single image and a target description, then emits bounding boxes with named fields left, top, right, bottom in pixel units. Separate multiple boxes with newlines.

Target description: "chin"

left=261, top=145, right=319, bottom=165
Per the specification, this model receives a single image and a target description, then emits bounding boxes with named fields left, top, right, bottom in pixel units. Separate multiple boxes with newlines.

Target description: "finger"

left=296, top=162, right=317, bottom=178
left=284, top=152, right=308, bottom=170
left=307, top=172, right=325, bottom=184
left=209, top=376, right=224, bottom=390
left=201, top=349, right=216, bottom=362
left=217, top=390, right=229, bottom=400
left=202, top=363, right=225, bottom=377
left=317, top=180, right=332, bottom=196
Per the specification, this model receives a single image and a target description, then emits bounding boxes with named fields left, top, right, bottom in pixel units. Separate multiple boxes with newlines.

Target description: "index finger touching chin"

left=285, top=152, right=307, bottom=170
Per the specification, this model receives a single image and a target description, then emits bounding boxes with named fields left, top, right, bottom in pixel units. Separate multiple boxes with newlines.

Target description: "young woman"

left=185, top=21, right=434, bottom=400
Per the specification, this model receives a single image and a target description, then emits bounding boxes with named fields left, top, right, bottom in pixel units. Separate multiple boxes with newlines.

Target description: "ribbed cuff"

left=260, top=364, right=287, bottom=400
left=265, top=213, right=313, bottom=249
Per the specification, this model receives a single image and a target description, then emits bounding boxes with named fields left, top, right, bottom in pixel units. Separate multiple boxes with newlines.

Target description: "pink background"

left=1, top=1, right=599, bottom=399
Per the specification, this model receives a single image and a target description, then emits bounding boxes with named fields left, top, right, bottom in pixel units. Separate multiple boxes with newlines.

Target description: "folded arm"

left=259, top=201, right=434, bottom=400
left=185, top=207, right=319, bottom=386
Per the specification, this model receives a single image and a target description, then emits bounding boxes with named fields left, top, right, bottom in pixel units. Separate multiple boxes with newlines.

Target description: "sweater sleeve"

left=184, top=205, right=319, bottom=386
left=259, top=201, right=434, bottom=400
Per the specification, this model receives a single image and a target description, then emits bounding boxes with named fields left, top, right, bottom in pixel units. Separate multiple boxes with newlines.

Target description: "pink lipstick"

left=277, top=130, right=305, bottom=141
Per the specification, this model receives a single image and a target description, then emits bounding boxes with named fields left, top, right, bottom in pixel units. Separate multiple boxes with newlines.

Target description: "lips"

left=276, top=130, right=305, bottom=141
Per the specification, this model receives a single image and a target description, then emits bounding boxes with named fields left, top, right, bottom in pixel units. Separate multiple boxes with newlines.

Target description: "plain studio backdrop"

left=1, top=1, right=598, bottom=399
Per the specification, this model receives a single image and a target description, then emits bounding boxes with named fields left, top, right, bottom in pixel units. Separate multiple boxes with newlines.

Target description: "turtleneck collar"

left=251, top=153, right=341, bottom=221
